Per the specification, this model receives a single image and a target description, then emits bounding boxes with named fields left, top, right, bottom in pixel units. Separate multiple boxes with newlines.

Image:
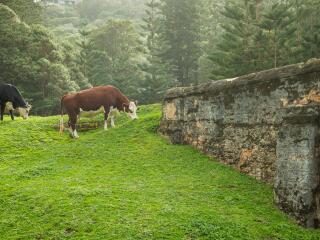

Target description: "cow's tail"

left=59, top=96, right=65, bottom=133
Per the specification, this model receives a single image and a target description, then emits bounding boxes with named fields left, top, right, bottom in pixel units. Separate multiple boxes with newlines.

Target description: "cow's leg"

left=109, top=107, right=116, bottom=128
left=68, top=119, right=73, bottom=135
left=111, top=116, right=115, bottom=128
left=0, top=103, right=5, bottom=121
left=104, top=120, right=108, bottom=130
left=10, top=110, right=14, bottom=120
left=104, top=106, right=110, bottom=131
left=68, top=113, right=79, bottom=138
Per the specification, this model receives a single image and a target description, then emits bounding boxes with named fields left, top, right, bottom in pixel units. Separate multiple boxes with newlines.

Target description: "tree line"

left=210, top=0, right=320, bottom=80
left=0, top=0, right=319, bottom=115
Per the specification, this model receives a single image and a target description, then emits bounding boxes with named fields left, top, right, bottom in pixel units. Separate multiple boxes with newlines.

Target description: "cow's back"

left=62, top=86, right=127, bottom=112
left=0, top=84, right=4, bottom=100
left=0, top=84, right=16, bottom=102
left=0, top=84, right=8, bottom=100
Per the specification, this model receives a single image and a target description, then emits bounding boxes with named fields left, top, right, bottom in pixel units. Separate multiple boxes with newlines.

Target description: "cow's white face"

left=18, top=105, right=31, bottom=119
left=128, top=101, right=138, bottom=120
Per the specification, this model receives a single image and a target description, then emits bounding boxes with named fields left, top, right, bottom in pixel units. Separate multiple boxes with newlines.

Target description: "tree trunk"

left=255, top=0, right=263, bottom=70
left=256, top=0, right=262, bottom=22
left=274, top=29, right=277, bottom=68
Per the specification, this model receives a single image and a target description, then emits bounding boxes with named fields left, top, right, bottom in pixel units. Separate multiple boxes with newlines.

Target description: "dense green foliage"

left=0, top=3, right=90, bottom=115
left=139, top=0, right=171, bottom=103
left=159, top=0, right=201, bottom=86
left=43, top=0, right=147, bottom=39
left=77, top=0, right=146, bottom=23
left=209, top=0, right=320, bottom=79
left=88, top=19, right=143, bottom=99
left=1, top=0, right=320, bottom=111
left=0, top=105, right=319, bottom=239
left=0, top=0, right=42, bottom=24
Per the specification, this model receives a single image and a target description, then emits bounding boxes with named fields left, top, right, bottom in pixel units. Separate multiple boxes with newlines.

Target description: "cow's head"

left=18, top=104, right=32, bottom=119
left=123, top=101, right=138, bottom=120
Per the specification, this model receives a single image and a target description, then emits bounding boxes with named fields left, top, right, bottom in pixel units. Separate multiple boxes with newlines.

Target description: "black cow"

left=0, top=84, right=31, bottom=121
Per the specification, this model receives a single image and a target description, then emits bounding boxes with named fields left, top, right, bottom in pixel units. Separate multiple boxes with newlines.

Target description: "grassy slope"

left=0, top=104, right=319, bottom=240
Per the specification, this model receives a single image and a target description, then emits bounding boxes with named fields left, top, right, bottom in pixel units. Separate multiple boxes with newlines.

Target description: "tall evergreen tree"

left=61, top=41, right=92, bottom=90
left=291, top=0, right=320, bottom=61
left=159, top=0, right=201, bottom=86
left=209, top=0, right=296, bottom=80
left=259, top=2, right=296, bottom=68
left=209, top=0, right=259, bottom=79
left=197, top=0, right=224, bottom=83
left=89, top=19, right=144, bottom=100
left=77, top=29, right=93, bottom=82
left=140, top=0, right=171, bottom=103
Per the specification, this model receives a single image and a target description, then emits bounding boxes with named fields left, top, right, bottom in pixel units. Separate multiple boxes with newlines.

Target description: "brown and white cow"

left=60, top=85, right=138, bottom=138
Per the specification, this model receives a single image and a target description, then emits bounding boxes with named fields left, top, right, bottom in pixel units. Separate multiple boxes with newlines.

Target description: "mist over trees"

left=0, top=0, right=320, bottom=114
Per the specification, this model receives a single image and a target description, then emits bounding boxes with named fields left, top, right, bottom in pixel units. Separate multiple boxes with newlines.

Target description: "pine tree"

left=294, top=0, right=320, bottom=60
left=209, top=0, right=259, bottom=79
left=140, top=0, right=171, bottom=103
left=89, top=19, right=144, bottom=100
left=159, top=0, right=201, bottom=86
left=77, top=29, right=94, bottom=82
left=61, top=41, right=92, bottom=90
left=209, top=0, right=297, bottom=80
left=259, top=2, right=296, bottom=68
left=197, top=0, right=224, bottom=83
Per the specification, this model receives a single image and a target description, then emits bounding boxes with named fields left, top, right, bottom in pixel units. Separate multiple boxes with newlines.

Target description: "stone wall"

left=275, top=104, right=320, bottom=227
left=159, top=59, right=320, bottom=227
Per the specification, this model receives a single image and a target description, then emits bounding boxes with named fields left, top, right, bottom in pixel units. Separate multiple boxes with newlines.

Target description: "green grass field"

left=0, top=104, right=319, bottom=240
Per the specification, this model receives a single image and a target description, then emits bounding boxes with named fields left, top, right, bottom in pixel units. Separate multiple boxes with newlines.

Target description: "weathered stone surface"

left=275, top=104, right=320, bottom=228
left=159, top=59, right=320, bottom=227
